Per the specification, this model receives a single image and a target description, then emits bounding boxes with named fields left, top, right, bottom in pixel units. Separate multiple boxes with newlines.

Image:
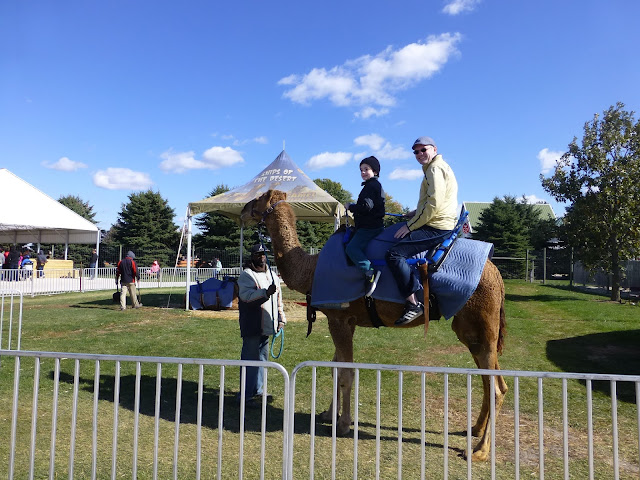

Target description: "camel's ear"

left=265, top=189, right=287, bottom=203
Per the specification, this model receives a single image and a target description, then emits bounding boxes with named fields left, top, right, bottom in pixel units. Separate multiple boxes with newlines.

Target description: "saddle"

left=310, top=216, right=493, bottom=321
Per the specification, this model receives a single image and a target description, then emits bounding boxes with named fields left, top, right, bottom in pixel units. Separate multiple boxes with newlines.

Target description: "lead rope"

left=257, top=225, right=284, bottom=359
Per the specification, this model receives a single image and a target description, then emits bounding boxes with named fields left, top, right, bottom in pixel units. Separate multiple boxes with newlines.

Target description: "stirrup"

left=365, top=270, right=381, bottom=297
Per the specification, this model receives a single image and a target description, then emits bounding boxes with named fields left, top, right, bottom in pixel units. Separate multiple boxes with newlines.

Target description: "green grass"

left=1, top=281, right=639, bottom=478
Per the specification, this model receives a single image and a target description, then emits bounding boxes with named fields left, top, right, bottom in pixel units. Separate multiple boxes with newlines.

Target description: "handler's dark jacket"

left=348, top=177, right=385, bottom=229
left=116, top=257, right=139, bottom=284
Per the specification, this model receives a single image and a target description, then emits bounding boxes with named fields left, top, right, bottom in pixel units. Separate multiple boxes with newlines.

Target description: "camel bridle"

left=255, top=200, right=284, bottom=224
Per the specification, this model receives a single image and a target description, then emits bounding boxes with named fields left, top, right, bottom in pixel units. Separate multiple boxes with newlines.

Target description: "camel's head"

left=240, top=189, right=288, bottom=224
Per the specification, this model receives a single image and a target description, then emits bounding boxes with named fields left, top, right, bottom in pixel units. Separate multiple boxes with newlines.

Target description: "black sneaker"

left=364, top=270, right=381, bottom=297
left=394, top=302, right=424, bottom=326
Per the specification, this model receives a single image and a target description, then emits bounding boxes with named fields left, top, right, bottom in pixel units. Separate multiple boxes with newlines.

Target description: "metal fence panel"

left=0, top=290, right=22, bottom=350
left=0, top=350, right=290, bottom=479
left=289, top=361, right=640, bottom=480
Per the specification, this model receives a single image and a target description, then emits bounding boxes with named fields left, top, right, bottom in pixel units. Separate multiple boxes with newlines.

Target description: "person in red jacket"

left=115, top=251, right=142, bottom=310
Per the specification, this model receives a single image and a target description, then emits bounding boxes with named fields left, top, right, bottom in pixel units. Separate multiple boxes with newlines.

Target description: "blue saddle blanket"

left=189, top=277, right=235, bottom=310
left=310, top=224, right=493, bottom=319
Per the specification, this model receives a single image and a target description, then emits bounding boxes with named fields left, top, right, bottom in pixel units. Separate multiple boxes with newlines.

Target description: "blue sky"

left=2, top=0, right=639, bottom=232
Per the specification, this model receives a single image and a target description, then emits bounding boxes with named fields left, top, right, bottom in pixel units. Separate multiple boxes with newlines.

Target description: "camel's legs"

left=318, top=316, right=356, bottom=436
left=468, top=349, right=508, bottom=461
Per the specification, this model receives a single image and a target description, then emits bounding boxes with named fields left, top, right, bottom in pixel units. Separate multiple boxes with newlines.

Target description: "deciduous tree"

left=541, top=103, right=640, bottom=301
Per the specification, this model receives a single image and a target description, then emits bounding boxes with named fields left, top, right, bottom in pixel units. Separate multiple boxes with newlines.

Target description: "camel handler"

left=386, top=136, right=459, bottom=326
left=115, top=250, right=142, bottom=311
left=237, top=244, right=286, bottom=406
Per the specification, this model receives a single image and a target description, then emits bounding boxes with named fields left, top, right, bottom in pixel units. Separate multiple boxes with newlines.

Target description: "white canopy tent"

left=0, top=168, right=100, bottom=257
left=184, top=150, right=346, bottom=308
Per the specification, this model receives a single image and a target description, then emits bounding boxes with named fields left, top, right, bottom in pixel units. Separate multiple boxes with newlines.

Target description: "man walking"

left=115, top=251, right=142, bottom=310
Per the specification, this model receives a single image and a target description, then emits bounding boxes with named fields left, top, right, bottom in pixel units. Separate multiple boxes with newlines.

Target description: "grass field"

left=1, top=280, right=639, bottom=478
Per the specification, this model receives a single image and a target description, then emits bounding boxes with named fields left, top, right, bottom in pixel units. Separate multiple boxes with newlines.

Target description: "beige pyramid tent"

left=184, top=150, right=346, bottom=308
left=188, top=150, right=345, bottom=223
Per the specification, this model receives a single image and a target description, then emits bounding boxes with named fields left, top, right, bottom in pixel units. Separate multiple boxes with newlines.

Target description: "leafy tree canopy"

left=541, top=102, right=640, bottom=300
left=296, top=179, right=354, bottom=249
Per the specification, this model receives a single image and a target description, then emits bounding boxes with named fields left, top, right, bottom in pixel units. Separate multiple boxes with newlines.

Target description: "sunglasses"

left=413, top=146, right=431, bottom=155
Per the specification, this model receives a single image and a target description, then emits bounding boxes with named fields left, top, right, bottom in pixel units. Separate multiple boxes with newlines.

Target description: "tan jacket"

left=407, top=154, right=458, bottom=231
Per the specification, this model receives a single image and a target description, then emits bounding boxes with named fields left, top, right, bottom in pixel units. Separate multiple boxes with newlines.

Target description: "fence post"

left=526, top=250, right=529, bottom=282
left=569, top=247, right=574, bottom=288
left=543, top=247, right=547, bottom=285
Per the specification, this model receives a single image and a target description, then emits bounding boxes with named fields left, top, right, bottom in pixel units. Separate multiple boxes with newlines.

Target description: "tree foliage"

left=53, top=195, right=98, bottom=266
left=110, top=190, right=180, bottom=266
left=58, top=195, right=97, bottom=223
left=541, top=103, right=640, bottom=300
left=192, top=184, right=258, bottom=261
left=474, top=195, right=549, bottom=256
left=296, top=179, right=354, bottom=249
left=193, top=185, right=242, bottom=250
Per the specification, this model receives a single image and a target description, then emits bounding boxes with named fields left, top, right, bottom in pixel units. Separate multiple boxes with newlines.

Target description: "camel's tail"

left=497, top=288, right=506, bottom=355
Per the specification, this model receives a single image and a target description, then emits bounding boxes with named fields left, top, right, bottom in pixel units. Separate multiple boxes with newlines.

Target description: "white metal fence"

left=0, top=290, right=22, bottom=351
left=1, top=351, right=638, bottom=479
left=0, top=350, right=289, bottom=479
left=0, top=267, right=249, bottom=297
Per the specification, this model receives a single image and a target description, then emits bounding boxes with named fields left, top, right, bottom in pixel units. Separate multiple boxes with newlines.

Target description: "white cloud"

left=354, top=134, right=412, bottom=161
left=93, top=168, right=153, bottom=190
left=522, top=195, right=547, bottom=204
left=537, top=148, right=563, bottom=174
left=159, top=146, right=244, bottom=173
left=389, top=168, right=424, bottom=181
left=443, top=0, right=481, bottom=15
left=278, top=33, right=462, bottom=117
left=201, top=146, right=244, bottom=168
left=306, top=152, right=353, bottom=170
left=354, top=107, right=390, bottom=119
left=42, top=157, right=87, bottom=171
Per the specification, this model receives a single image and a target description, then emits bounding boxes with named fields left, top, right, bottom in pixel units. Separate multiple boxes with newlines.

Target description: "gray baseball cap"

left=412, top=136, right=436, bottom=148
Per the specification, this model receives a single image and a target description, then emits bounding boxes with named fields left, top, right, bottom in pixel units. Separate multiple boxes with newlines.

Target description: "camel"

left=241, top=189, right=508, bottom=461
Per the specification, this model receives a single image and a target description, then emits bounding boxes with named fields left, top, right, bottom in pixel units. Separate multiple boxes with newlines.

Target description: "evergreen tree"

left=541, top=103, right=640, bottom=300
left=58, top=195, right=98, bottom=223
left=474, top=195, right=539, bottom=256
left=111, top=190, right=180, bottom=267
left=193, top=185, right=241, bottom=250
left=54, top=195, right=98, bottom=266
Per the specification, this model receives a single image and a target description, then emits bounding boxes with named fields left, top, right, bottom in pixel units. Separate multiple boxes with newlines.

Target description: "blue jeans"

left=240, top=335, right=269, bottom=397
left=386, top=225, right=452, bottom=298
left=89, top=263, right=96, bottom=279
left=345, top=227, right=384, bottom=273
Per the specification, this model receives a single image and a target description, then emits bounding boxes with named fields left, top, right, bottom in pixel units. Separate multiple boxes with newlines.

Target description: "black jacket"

left=348, top=177, right=385, bottom=229
left=116, top=257, right=139, bottom=284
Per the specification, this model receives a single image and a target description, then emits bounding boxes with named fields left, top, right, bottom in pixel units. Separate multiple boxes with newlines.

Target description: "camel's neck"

left=264, top=204, right=317, bottom=294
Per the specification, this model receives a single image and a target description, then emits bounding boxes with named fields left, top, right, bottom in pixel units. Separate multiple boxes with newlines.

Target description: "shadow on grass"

left=54, top=370, right=465, bottom=456
left=71, top=292, right=185, bottom=309
left=506, top=283, right=623, bottom=303
left=546, top=329, right=640, bottom=403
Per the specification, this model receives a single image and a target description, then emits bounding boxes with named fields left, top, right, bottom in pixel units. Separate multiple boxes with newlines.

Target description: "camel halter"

left=256, top=200, right=285, bottom=223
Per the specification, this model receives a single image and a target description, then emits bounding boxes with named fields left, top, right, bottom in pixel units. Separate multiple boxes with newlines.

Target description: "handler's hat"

left=250, top=244, right=268, bottom=254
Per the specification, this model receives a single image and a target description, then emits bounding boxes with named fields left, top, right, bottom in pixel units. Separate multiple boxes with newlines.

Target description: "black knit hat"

left=360, top=156, right=380, bottom=176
